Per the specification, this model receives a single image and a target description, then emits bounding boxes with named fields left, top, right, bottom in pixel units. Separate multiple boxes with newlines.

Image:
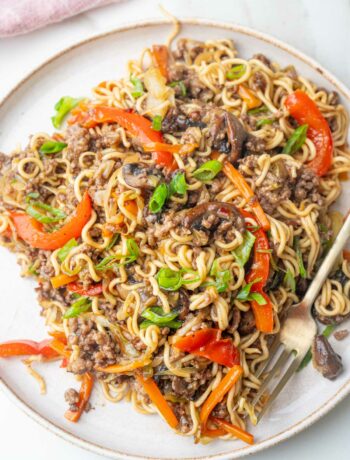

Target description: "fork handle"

left=303, top=211, right=350, bottom=309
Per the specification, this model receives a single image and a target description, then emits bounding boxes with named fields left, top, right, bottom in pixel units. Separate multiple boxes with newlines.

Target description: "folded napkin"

left=0, top=0, right=118, bottom=37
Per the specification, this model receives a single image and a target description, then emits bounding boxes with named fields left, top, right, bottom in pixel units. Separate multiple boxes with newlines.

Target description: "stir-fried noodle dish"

left=1, top=37, right=350, bottom=444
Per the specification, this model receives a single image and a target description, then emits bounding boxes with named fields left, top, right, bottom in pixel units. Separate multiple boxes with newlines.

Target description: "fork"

left=251, top=211, right=350, bottom=422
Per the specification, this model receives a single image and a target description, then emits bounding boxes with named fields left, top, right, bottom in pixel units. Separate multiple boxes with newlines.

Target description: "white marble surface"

left=0, top=0, right=350, bottom=459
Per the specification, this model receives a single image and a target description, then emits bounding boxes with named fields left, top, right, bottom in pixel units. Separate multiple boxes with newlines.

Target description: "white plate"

left=0, top=19, right=349, bottom=460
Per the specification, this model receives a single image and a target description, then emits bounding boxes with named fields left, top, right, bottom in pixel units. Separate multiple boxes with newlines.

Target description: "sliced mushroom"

left=121, top=162, right=163, bottom=189
left=182, top=201, right=245, bottom=233
left=312, top=335, right=343, bottom=380
left=176, top=289, right=190, bottom=321
left=204, top=108, right=265, bottom=163
left=225, top=111, right=249, bottom=163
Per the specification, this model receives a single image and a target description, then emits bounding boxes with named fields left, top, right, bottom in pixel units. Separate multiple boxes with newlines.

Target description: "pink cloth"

left=0, top=0, right=118, bottom=37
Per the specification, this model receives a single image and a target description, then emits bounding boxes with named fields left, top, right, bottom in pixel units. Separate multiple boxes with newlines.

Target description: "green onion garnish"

left=247, top=105, right=269, bottom=115
left=233, top=231, right=256, bottom=267
left=169, top=81, right=187, bottom=97
left=52, top=96, right=81, bottom=129
left=140, top=306, right=181, bottom=330
left=149, top=183, right=168, bottom=213
left=169, top=172, right=188, bottom=196
left=156, top=268, right=183, bottom=291
left=130, top=76, right=144, bottom=99
left=283, top=124, right=308, bottom=155
left=57, top=238, right=78, bottom=263
left=283, top=268, right=296, bottom=292
left=294, top=238, right=307, bottom=278
left=26, top=201, right=66, bottom=224
left=226, top=64, right=246, bottom=80
left=40, top=141, right=67, bottom=155
left=25, top=192, right=40, bottom=203
left=193, top=160, right=223, bottom=181
left=63, top=297, right=91, bottom=319
left=152, top=115, right=163, bottom=131
left=256, top=118, right=274, bottom=128
left=236, top=279, right=266, bottom=304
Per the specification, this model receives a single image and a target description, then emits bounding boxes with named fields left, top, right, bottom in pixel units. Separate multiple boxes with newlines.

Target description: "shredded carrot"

left=210, top=417, right=254, bottom=445
left=96, top=356, right=151, bottom=374
left=200, top=365, right=243, bottom=429
left=65, top=373, right=93, bottom=422
left=136, top=373, right=179, bottom=429
left=238, top=85, right=262, bottom=109
left=223, top=162, right=270, bottom=231
left=50, top=273, right=78, bottom=289
left=143, top=142, right=197, bottom=155
left=49, top=339, right=71, bottom=359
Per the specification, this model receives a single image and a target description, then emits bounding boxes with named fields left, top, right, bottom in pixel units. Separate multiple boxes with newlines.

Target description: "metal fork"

left=251, top=211, right=350, bottom=422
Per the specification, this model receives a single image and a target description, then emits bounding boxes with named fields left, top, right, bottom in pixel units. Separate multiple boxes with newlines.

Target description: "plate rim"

left=0, top=17, right=349, bottom=460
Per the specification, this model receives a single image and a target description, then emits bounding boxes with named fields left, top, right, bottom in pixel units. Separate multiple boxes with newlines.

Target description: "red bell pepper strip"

left=152, top=45, right=169, bottom=80
left=174, top=328, right=240, bottom=368
left=65, top=373, right=94, bottom=423
left=240, top=210, right=274, bottom=333
left=0, top=339, right=59, bottom=359
left=285, top=90, right=333, bottom=176
left=67, top=282, right=103, bottom=296
left=10, top=192, right=92, bottom=250
left=68, top=104, right=177, bottom=170
left=223, top=162, right=270, bottom=231
left=250, top=291, right=274, bottom=334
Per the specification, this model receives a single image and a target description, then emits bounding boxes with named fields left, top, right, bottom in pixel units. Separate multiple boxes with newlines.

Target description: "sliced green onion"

left=193, top=160, right=222, bottom=181
left=294, top=238, right=307, bottom=278
left=152, top=115, right=163, bottom=131
left=149, top=183, right=168, bottom=213
left=63, top=297, right=91, bottom=319
left=40, top=141, right=67, bottom=155
left=247, top=105, right=269, bottom=115
left=57, top=238, right=78, bottom=263
left=226, top=64, right=245, bottom=80
left=214, top=270, right=232, bottom=293
left=283, top=124, right=308, bottom=155
left=140, top=319, right=182, bottom=330
left=250, top=292, right=267, bottom=305
left=26, top=202, right=66, bottom=224
left=283, top=268, right=296, bottom=292
left=130, top=75, right=144, bottom=99
left=52, top=96, right=81, bottom=129
left=95, top=255, right=117, bottom=271
left=28, top=263, right=39, bottom=276
left=141, top=306, right=179, bottom=325
left=169, top=81, right=187, bottom=97
left=298, top=325, right=335, bottom=371
left=236, top=278, right=262, bottom=302
left=25, top=192, right=40, bottom=203
left=106, top=233, right=119, bottom=251
left=233, top=231, right=256, bottom=267
left=125, top=238, right=139, bottom=263
left=157, top=268, right=183, bottom=291
left=169, top=172, right=187, bottom=196
left=256, top=118, right=274, bottom=128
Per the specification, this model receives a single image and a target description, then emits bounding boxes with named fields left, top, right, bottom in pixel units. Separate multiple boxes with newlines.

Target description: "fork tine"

left=251, top=348, right=290, bottom=406
left=256, top=357, right=301, bottom=422
left=255, top=335, right=281, bottom=378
